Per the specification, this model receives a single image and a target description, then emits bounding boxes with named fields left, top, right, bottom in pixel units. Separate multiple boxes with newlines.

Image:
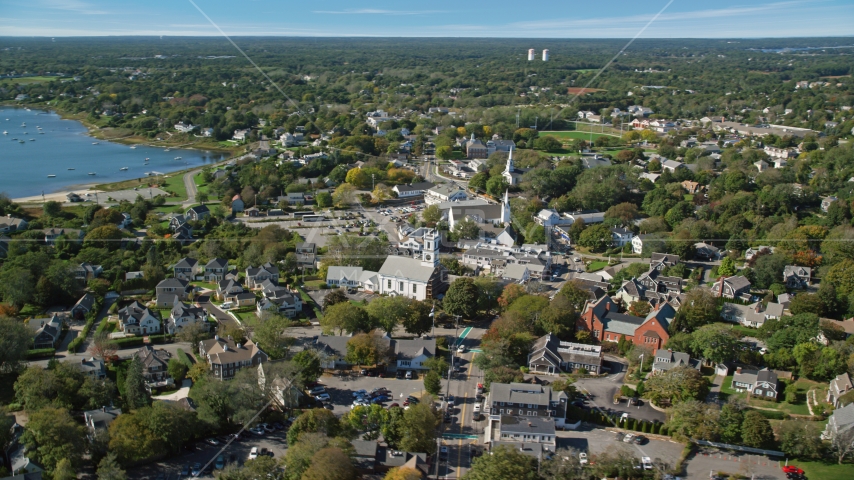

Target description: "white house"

left=118, top=301, right=161, bottom=335
left=167, top=302, right=209, bottom=335
left=425, top=184, right=467, bottom=205
left=610, top=227, right=634, bottom=247
left=377, top=229, right=445, bottom=301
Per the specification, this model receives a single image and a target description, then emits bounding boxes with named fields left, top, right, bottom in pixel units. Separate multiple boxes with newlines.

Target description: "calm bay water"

left=0, top=107, right=226, bottom=198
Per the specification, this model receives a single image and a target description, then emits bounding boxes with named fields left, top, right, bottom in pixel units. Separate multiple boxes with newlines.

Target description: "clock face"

left=425, top=254, right=431, bottom=261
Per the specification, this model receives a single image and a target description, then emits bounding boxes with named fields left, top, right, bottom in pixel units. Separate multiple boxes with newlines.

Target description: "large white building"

left=377, top=229, right=446, bottom=301
left=502, top=150, right=524, bottom=185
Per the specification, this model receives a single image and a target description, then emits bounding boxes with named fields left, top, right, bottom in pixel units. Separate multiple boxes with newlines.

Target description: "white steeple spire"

left=502, top=149, right=515, bottom=185
left=501, top=190, right=511, bottom=225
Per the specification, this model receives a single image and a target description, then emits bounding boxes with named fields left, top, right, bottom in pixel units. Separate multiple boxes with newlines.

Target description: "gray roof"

left=174, top=257, right=198, bottom=269
left=733, top=367, right=777, bottom=388
left=73, top=293, right=96, bottom=312
left=84, top=406, right=122, bottom=431
left=601, top=312, right=646, bottom=336
left=157, top=277, right=190, bottom=289
left=246, top=262, right=279, bottom=278
left=394, top=181, right=435, bottom=193
left=784, top=265, right=811, bottom=278
left=724, top=275, right=752, bottom=290
left=327, top=266, right=363, bottom=282
left=830, top=402, right=854, bottom=432
left=314, top=335, right=353, bottom=358
left=499, top=415, right=556, bottom=436
left=503, top=264, right=529, bottom=280
left=394, top=338, right=436, bottom=360
left=428, top=184, right=465, bottom=197
left=205, top=258, right=229, bottom=269
left=529, top=334, right=602, bottom=367
left=378, top=256, right=437, bottom=283
left=489, top=382, right=567, bottom=406
left=653, top=350, right=699, bottom=372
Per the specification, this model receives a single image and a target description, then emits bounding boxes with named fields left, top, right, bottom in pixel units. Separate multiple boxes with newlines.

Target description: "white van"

left=220, top=302, right=234, bottom=309
left=473, top=403, right=481, bottom=413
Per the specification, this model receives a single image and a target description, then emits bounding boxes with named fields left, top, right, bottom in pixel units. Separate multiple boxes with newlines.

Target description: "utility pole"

left=516, top=108, right=520, bottom=128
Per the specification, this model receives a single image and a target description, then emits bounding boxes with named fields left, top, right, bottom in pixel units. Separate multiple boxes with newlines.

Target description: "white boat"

left=39, top=132, right=44, bottom=134
left=21, top=123, right=25, bottom=127
left=120, top=167, right=128, bottom=171
left=2, top=131, right=7, bottom=135
left=88, top=172, right=96, bottom=176
left=29, top=138, right=34, bottom=141
left=130, top=146, right=136, bottom=149
left=18, top=140, right=24, bottom=144
left=92, top=142, right=99, bottom=145
left=47, top=175, right=56, bottom=178
left=174, top=156, right=182, bottom=160
left=164, top=149, right=170, bottom=152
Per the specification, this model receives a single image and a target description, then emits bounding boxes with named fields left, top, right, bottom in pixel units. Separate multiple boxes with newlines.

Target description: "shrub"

left=520, top=366, right=530, bottom=373
left=652, top=422, right=661, bottom=435
left=660, top=425, right=669, bottom=436
left=642, top=421, right=651, bottom=433
left=26, top=348, right=55, bottom=359
left=785, top=390, right=798, bottom=404
left=177, top=348, right=194, bottom=368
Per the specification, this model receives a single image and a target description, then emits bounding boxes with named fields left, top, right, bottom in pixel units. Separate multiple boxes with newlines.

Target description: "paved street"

left=685, top=446, right=785, bottom=479
left=197, top=293, right=240, bottom=333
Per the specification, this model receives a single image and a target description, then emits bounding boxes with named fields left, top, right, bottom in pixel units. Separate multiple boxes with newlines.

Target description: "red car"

left=782, top=466, right=804, bottom=475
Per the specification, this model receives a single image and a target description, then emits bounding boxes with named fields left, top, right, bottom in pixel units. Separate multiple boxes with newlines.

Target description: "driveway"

left=685, top=446, right=785, bottom=479
left=574, top=372, right=667, bottom=424
left=197, top=294, right=240, bottom=333
left=154, top=379, right=192, bottom=402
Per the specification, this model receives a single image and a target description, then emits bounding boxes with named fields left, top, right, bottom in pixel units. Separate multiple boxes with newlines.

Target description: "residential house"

left=70, top=264, right=101, bottom=285
left=783, top=265, right=811, bottom=289
left=173, top=258, right=201, bottom=281
left=614, top=278, right=685, bottom=311
left=118, top=301, right=161, bottom=335
left=745, top=246, right=773, bottom=261
left=0, top=215, right=28, bottom=234
left=636, top=268, right=683, bottom=294
left=43, top=228, right=83, bottom=245
left=74, top=356, right=106, bottom=380
left=632, top=234, right=653, bottom=255
left=754, top=160, right=769, bottom=172
left=694, top=242, right=721, bottom=261
left=827, top=373, right=854, bottom=408
left=425, top=184, right=467, bottom=205
left=27, top=315, right=63, bottom=349
left=392, top=181, right=435, bottom=198
left=649, top=253, right=680, bottom=270
left=721, top=302, right=784, bottom=328
left=484, top=383, right=568, bottom=433
left=326, top=266, right=365, bottom=288
left=661, top=159, right=686, bottom=172
left=503, top=264, right=530, bottom=283
left=155, top=278, right=192, bottom=308
left=232, top=129, right=250, bottom=141
left=393, top=337, right=436, bottom=371
left=204, top=258, right=229, bottom=282
left=133, top=345, right=173, bottom=389
left=167, top=302, right=209, bottom=335
left=822, top=402, right=854, bottom=441
left=185, top=205, right=210, bottom=221
left=256, top=279, right=302, bottom=317
left=84, top=406, right=121, bottom=436
left=821, top=196, right=838, bottom=213
left=492, top=416, right=557, bottom=457
left=198, top=336, right=268, bottom=380
left=651, top=350, right=700, bottom=374
left=578, top=296, right=674, bottom=352
left=245, top=262, right=280, bottom=288
left=527, top=334, right=603, bottom=375
left=71, top=293, right=97, bottom=319
left=711, top=275, right=752, bottom=301
left=313, top=335, right=356, bottom=369
left=610, top=227, right=634, bottom=247
left=231, top=195, right=245, bottom=215
left=296, top=242, right=317, bottom=271
left=732, top=367, right=779, bottom=400
left=681, top=180, right=702, bottom=194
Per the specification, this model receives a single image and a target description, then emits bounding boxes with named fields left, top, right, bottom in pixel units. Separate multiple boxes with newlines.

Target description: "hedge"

left=177, top=348, right=194, bottom=368
left=26, top=348, right=55, bottom=359
left=112, top=334, right=175, bottom=348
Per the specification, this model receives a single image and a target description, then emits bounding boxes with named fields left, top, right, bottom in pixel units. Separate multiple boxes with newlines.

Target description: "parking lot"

left=557, top=427, right=684, bottom=468
left=129, top=428, right=289, bottom=480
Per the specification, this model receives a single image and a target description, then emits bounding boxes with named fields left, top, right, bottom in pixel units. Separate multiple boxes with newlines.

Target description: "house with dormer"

left=167, top=302, right=209, bottom=334
left=245, top=262, right=280, bottom=288
left=185, top=205, right=210, bottom=222
left=711, top=275, right=752, bottom=301
left=732, top=367, right=778, bottom=400
left=651, top=350, right=700, bottom=374
left=134, top=345, right=173, bottom=389
left=199, top=336, right=268, bottom=380
left=393, top=338, right=436, bottom=371
left=27, top=315, right=63, bottom=349
left=173, top=258, right=201, bottom=281
left=484, top=382, right=568, bottom=428
left=827, top=373, right=854, bottom=408
left=118, top=301, right=161, bottom=335
left=783, top=265, right=811, bottom=289
left=256, top=279, right=301, bottom=317
left=204, top=258, right=230, bottom=282
left=155, top=278, right=192, bottom=307
left=527, top=334, right=603, bottom=375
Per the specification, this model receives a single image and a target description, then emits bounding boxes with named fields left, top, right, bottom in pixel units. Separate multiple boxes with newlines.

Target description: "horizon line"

left=2, top=34, right=854, bottom=40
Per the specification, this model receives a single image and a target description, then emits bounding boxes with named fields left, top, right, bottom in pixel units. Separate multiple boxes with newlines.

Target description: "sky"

left=0, top=0, right=853, bottom=38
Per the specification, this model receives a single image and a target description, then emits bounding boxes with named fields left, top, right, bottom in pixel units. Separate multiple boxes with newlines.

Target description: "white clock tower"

left=421, top=229, right=440, bottom=267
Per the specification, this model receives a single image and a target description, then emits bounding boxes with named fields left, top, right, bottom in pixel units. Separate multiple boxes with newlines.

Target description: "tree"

left=443, top=278, right=479, bottom=319
left=97, top=453, right=127, bottom=480
left=372, top=183, right=394, bottom=202
left=176, top=321, right=209, bottom=345
left=741, top=411, right=774, bottom=449
left=540, top=447, right=584, bottom=480
left=90, top=331, right=118, bottom=361
left=644, top=366, right=710, bottom=405
left=752, top=253, right=788, bottom=289
left=423, top=370, right=442, bottom=396
left=345, top=404, right=389, bottom=440
left=666, top=400, right=721, bottom=441
left=53, top=458, right=76, bottom=480
left=292, top=350, right=323, bottom=386
left=436, top=146, right=453, bottom=160
left=366, top=296, right=412, bottom=335
left=124, top=356, right=151, bottom=410
left=284, top=433, right=348, bottom=479
left=43, top=200, right=62, bottom=217
left=779, top=420, right=824, bottom=459
left=0, top=267, right=35, bottom=309
left=321, top=302, right=372, bottom=335
left=422, top=204, right=441, bottom=224
left=464, top=444, right=538, bottom=480
left=691, top=324, right=740, bottom=364
left=718, top=256, right=737, bottom=277
left=253, top=313, right=293, bottom=360
left=829, top=424, right=854, bottom=464
left=302, top=447, right=357, bottom=480
left=789, top=293, right=827, bottom=316
left=21, top=407, right=87, bottom=473
left=323, top=288, right=349, bottom=310
left=287, top=408, right=342, bottom=444
left=0, top=315, right=32, bottom=373
left=346, top=333, right=383, bottom=367
left=718, top=400, right=745, bottom=444
left=167, top=359, right=188, bottom=383
left=533, top=136, right=562, bottom=151
left=399, top=401, right=440, bottom=454
left=384, top=467, right=422, bottom=480
left=577, top=224, right=612, bottom=252
left=628, top=301, right=651, bottom=317
left=332, top=183, right=357, bottom=206
left=671, top=288, right=719, bottom=333
left=400, top=300, right=432, bottom=336
left=605, top=202, right=640, bottom=224
left=485, top=176, right=509, bottom=198
left=316, top=192, right=333, bottom=208
left=453, top=218, right=480, bottom=240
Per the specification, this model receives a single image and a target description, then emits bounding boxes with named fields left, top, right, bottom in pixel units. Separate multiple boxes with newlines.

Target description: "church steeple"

left=501, top=190, right=511, bottom=225
left=421, top=228, right=440, bottom=268
left=502, top=149, right=515, bottom=185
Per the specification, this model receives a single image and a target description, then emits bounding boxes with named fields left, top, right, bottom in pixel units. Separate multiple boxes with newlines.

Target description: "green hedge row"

left=112, top=334, right=175, bottom=348
left=67, top=297, right=106, bottom=353
left=177, top=348, right=194, bottom=368
left=574, top=408, right=667, bottom=436
left=26, top=348, right=55, bottom=359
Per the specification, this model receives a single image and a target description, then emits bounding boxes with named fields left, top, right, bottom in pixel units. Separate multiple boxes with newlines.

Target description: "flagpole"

left=430, top=301, right=435, bottom=337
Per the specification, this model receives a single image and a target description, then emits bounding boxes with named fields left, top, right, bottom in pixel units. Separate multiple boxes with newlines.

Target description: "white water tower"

left=542, top=49, right=550, bottom=61
left=528, top=49, right=535, bottom=61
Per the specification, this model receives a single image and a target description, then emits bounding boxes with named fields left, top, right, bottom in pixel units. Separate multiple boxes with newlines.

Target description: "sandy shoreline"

left=13, top=187, right=104, bottom=203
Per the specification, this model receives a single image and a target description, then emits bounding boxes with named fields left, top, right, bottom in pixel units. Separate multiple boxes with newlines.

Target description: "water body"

left=0, top=107, right=227, bottom=198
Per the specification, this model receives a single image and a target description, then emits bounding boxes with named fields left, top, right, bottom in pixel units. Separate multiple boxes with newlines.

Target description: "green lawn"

left=19, top=304, right=43, bottom=318
left=587, top=261, right=608, bottom=272
left=541, top=130, right=620, bottom=141
left=160, top=176, right=188, bottom=201
left=153, top=205, right=184, bottom=214
left=192, top=281, right=218, bottom=291
left=303, top=279, right=327, bottom=289
left=795, top=460, right=854, bottom=480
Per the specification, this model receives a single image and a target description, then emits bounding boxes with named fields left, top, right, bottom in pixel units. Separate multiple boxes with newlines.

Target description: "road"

left=572, top=361, right=667, bottom=425
left=183, top=169, right=198, bottom=207
left=198, top=293, right=241, bottom=334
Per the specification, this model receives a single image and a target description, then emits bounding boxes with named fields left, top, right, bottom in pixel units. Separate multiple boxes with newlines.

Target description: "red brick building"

left=577, top=296, right=674, bottom=352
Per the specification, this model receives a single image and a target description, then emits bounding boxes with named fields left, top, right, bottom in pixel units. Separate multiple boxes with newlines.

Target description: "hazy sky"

left=1, top=0, right=853, bottom=37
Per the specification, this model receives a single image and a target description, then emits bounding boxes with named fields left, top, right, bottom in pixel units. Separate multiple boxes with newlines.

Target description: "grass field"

left=160, top=175, right=188, bottom=200
left=587, top=261, right=608, bottom=272
left=541, top=130, right=620, bottom=141
left=795, top=460, right=854, bottom=480
left=2, top=76, right=60, bottom=84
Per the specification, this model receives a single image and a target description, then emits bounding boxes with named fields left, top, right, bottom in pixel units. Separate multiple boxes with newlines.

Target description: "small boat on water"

left=92, top=142, right=99, bottom=145
left=68, top=168, right=75, bottom=170
left=2, top=131, right=7, bottom=135
left=21, top=122, right=25, bottom=127
left=120, top=167, right=128, bottom=171
left=39, top=132, right=44, bottom=134
left=88, top=172, right=96, bottom=176
left=29, top=138, right=35, bottom=141
left=174, top=156, right=182, bottom=160
left=130, top=146, right=136, bottom=149
left=164, top=148, right=170, bottom=152
left=47, top=175, right=56, bottom=178
left=19, top=140, right=25, bottom=144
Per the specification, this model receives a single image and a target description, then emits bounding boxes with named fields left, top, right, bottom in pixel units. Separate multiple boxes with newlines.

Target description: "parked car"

left=447, top=395, right=455, bottom=407
left=473, top=403, right=481, bottom=413
left=309, top=386, right=326, bottom=395
left=405, top=370, right=413, bottom=379
left=353, top=389, right=368, bottom=398
left=215, top=455, right=225, bottom=470
left=249, top=447, right=259, bottom=460
left=191, top=463, right=203, bottom=476
left=205, top=437, right=220, bottom=446
left=389, top=403, right=400, bottom=408
left=782, top=466, right=805, bottom=475
left=396, top=370, right=405, bottom=379
left=323, top=403, right=334, bottom=410
left=180, top=465, right=190, bottom=477
left=440, top=446, right=449, bottom=459
left=579, top=453, right=588, bottom=465
left=250, top=426, right=265, bottom=436
left=272, top=422, right=285, bottom=430
left=642, top=457, right=652, bottom=470
left=633, top=435, right=648, bottom=445
left=623, top=433, right=635, bottom=443
left=457, top=344, right=466, bottom=353
left=262, top=423, right=276, bottom=433
left=315, top=393, right=331, bottom=401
